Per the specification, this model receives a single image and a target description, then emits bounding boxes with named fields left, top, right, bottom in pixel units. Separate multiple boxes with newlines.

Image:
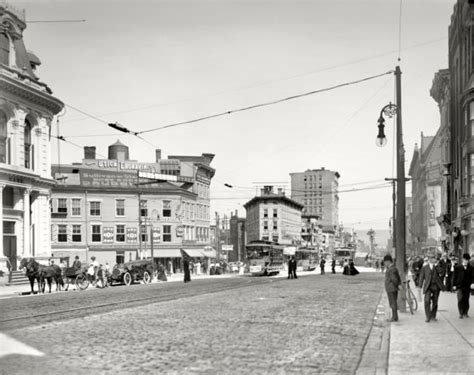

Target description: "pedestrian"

left=182, top=253, right=191, bottom=283
left=381, top=260, right=385, bottom=273
left=452, top=253, right=474, bottom=319
left=331, top=258, right=336, bottom=274
left=73, top=256, right=82, bottom=273
left=288, top=256, right=297, bottom=279
left=348, top=259, right=359, bottom=275
left=375, top=259, right=380, bottom=272
left=88, top=256, right=99, bottom=284
left=168, top=260, right=173, bottom=275
left=419, top=252, right=446, bottom=322
left=320, top=258, right=326, bottom=275
left=383, top=254, right=401, bottom=322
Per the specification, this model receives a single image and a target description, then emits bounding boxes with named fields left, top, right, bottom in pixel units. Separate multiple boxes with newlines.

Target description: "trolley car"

left=246, top=240, right=284, bottom=276
left=295, top=247, right=318, bottom=271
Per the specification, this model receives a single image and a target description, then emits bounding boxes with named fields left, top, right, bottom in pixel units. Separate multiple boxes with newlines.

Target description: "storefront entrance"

left=3, top=228, right=17, bottom=271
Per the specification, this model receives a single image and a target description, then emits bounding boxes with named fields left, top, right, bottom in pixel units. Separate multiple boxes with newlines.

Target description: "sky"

left=7, top=0, right=455, bottom=242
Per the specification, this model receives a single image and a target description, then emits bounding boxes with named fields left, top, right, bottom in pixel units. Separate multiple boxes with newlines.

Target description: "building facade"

left=448, top=0, right=474, bottom=256
left=229, top=210, right=246, bottom=262
left=290, top=168, right=340, bottom=231
left=244, top=186, right=303, bottom=245
left=0, top=3, right=64, bottom=271
left=409, top=131, right=445, bottom=255
left=50, top=142, right=215, bottom=268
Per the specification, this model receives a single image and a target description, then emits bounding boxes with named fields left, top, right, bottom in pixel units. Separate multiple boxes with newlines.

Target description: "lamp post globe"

left=375, top=136, right=387, bottom=147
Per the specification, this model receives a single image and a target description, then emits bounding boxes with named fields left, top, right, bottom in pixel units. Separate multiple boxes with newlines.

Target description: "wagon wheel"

left=143, top=271, right=151, bottom=284
left=63, top=275, right=70, bottom=291
left=75, top=274, right=89, bottom=291
left=123, top=272, right=132, bottom=286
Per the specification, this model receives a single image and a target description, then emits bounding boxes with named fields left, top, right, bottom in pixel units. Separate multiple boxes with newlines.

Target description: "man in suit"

left=384, top=254, right=401, bottom=322
left=419, top=253, right=446, bottom=322
left=288, top=256, right=297, bottom=279
left=453, top=253, right=474, bottom=319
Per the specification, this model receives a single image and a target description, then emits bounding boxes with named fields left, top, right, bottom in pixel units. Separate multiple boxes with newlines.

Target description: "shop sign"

left=126, top=227, right=137, bottom=243
left=103, top=227, right=114, bottom=243
left=176, top=225, right=184, bottom=237
left=221, top=245, right=234, bottom=251
left=152, top=228, right=161, bottom=243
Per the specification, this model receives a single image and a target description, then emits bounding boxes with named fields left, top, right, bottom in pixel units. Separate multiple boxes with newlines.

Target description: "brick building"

left=244, top=186, right=303, bottom=245
left=50, top=142, right=215, bottom=269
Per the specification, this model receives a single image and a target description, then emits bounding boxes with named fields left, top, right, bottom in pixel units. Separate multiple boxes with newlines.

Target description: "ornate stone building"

left=0, top=3, right=64, bottom=271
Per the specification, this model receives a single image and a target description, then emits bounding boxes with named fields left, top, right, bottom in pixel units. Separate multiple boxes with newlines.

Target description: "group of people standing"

left=384, top=252, right=474, bottom=323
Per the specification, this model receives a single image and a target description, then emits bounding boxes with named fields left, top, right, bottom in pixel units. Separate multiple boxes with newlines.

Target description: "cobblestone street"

left=0, top=273, right=383, bottom=374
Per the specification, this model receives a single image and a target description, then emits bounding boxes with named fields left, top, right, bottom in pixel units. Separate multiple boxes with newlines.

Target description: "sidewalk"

left=388, top=291, right=474, bottom=374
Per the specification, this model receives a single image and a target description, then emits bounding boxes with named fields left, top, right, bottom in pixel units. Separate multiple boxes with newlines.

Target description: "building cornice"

left=0, top=68, right=64, bottom=115
left=0, top=165, right=56, bottom=188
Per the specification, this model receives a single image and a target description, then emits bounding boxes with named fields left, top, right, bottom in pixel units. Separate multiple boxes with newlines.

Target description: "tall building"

left=229, top=210, right=246, bottom=262
left=0, top=3, right=64, bottom=272
left=244, top=186, right=303, bottom=245
left=290, top=168, right=340, bottom=231
left=50, top=142, right=215, bottom=269
left=448, top=0, right=474, bottom=256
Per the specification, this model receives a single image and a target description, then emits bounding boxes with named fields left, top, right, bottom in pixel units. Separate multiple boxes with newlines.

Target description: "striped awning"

left=201, top=249, right=217, bottom=258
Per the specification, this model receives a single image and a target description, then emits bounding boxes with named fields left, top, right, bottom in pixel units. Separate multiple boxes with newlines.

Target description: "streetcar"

left=295, top=247, right=318, bottom=271
left=246, top=240, right=284, bottom=276
left=333, top=247, right=356, bottom=263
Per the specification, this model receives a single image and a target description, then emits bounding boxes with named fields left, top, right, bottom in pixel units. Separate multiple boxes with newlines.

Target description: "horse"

left=19, top=258, right=64, bottom=294
left=19, top=257, right=41, bottom=295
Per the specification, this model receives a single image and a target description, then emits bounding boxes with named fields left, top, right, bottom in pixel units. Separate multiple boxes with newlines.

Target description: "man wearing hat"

left=419, top=252, right=446, bottom=322
left=452, top=253, right=474, bottom=319
left=384, top=254, right=401, bottom=322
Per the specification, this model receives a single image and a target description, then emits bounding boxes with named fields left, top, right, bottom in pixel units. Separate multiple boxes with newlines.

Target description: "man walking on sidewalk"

left=453, top=253, right=474, bottom=319
left=419, top=253, right=446, bottom=323
left=384, top=254, right=401, bottom=322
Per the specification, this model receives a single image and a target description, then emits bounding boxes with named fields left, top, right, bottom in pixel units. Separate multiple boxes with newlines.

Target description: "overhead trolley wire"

left=136, top=71, right=394, bottom=135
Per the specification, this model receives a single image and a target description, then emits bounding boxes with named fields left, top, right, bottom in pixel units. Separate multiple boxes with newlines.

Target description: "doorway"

left=3, top=221, right=17, bottom=270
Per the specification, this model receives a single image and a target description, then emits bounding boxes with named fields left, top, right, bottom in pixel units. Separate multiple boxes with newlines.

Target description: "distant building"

left=229, top=211, right=246, bottom=262
left=244, top=186, right=303, bottom=245
left=409, top=131, right=444, bottom=255
left=0, top=3, right=64, bottom=272
left=290, top=168, right=340, bottom=231
left=448, top=0, right=474, bottom=256
left=50, top=142, right=215, bottom=268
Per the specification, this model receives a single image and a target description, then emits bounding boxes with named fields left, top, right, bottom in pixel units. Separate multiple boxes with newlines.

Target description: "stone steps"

left=7, top=271, right=30, bottom=286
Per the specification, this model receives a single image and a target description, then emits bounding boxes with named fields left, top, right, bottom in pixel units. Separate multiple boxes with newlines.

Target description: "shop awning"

left=183, top=249, right=205, bottom=258
left=201, top=249, right=217, bottom=258
left=154, top=249, right=182, bottom=258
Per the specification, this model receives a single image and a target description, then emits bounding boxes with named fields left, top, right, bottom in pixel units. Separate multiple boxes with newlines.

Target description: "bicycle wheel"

left=408, top=288, right=418, bottom=312
left=75, top=274, right=89, bottom=291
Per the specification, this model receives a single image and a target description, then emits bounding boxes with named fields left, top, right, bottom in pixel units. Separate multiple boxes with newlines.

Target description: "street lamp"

left=375, top=66, right=407, bottom=313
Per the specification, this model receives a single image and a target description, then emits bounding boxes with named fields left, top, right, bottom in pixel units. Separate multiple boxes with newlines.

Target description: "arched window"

left=24, top=119, right=33, bottom=169
left=0, top=111, right=8, bottom=163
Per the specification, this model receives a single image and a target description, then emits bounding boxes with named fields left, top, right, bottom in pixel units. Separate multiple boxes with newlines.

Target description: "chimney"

left=155, top=149, right=161, bottom=162
left=84, top=146, right=96, bottom=160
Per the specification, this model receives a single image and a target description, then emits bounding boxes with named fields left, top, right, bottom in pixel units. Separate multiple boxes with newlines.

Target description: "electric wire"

left=136, top=71, right=394, bottom=134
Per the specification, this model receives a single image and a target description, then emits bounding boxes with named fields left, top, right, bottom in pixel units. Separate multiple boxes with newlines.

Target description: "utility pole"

left=395, top=65, right=407, bottom=313
left=385, top=178, right=397, bottom=250
left=215, top=212, right=220, bottom=260
left=137, top=170, right=142, bottom=260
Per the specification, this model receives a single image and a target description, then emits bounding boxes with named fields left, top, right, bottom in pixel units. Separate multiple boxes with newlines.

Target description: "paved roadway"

left=0, top=272, right=384, bottom=374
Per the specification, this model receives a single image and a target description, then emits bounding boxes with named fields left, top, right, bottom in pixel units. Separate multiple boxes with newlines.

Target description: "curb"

left=356, top=292, right=390, bottom=375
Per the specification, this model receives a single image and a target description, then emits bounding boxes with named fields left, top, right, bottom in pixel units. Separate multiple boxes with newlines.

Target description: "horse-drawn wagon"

left=108, top=259, right=155, bottom=286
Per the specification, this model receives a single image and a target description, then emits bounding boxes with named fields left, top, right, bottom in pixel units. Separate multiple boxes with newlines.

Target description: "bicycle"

left=403, top=279, right=418, bottom=314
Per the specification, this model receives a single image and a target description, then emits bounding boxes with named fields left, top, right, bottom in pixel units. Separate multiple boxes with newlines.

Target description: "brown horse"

left=19, top=258, right=64, bottom=294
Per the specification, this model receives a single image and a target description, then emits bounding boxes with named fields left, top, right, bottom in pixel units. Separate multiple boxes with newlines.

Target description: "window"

left=263, top=208, right=268, bottom=218
left=163, top=200, right=172, bottom=217
left=0, top=111, right=7, bottom=164
left=140, top=200, right=148, bottom=217
left=141, top=225, right=148, bottom=242
left=470, top=101, right=474, bottom=138
left=272, top=235, right=279, bottom=243
left=92, top=225, right=101, bottom=242
left=72, top=199, right=81, bottom=216
left=58, top=225, right=67, bottom=242
left=72, top=225, right=81, bottom=242
left=263, top=221, right=268, bottom=230
left=273, top=220, right=278, bottom=230
left=90, top=201, right=101, bottom=216
left=262, top=235, right=269, bottom=241
left=163, top=225, right=171, bottom=242
left=57, top=198, right=67, bottom=213
left=3, top=186, right=14, bottom=208
left=24, top=119, right=33, bottom=170
left=116, top=225, right=125, bottom=242
left=116, top=199, right=125, bottom=216
left=273, top=209, right=278, bottom=218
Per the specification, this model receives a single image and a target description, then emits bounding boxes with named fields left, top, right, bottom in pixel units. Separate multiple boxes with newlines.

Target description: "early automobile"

left=108, top=259, right=155, bottom=286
